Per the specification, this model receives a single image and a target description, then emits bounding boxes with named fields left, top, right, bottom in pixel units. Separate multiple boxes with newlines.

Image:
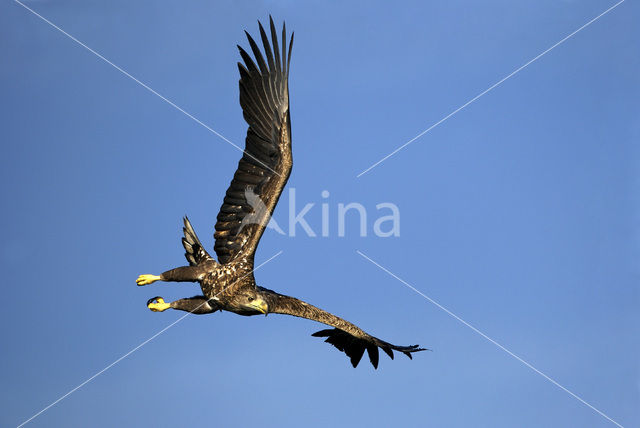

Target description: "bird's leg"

left=136, top=274, right=162, bottom=286
left=136, top=265, right=204, bottom=286
left=146, top=296, right=218, bottom=314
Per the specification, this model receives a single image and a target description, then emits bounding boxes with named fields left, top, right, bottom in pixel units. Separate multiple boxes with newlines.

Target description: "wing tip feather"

left=311, top=328, right=425, bottom=369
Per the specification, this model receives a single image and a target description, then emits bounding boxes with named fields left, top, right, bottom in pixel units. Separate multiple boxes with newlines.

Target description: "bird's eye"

left=247, top=296, right=254, bottom=302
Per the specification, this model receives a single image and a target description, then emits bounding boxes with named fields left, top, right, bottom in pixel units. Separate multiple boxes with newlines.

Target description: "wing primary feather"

left=259, top=22, right=275, bottom=72
left=311, top=329, right=332, bottom=338
left=237, top=45, right=259, bottom=73
left=281, top=21, right=287, bottom=74
left=287, top=32, right=294, bottom=76
left=245, top=29, right=278, bottom=120
left=258, top=22, right=280, bottom=109
left=245, top=30, right=269, bottom=74
left=269, top=16, right=281, bottom=74
left=367, top=345, right=380, bottom=369
left=237, top=62, right=250, bottom=80
left=382, top=346, right=394, bottom=360
left=349, top=344, right=365, bottom=368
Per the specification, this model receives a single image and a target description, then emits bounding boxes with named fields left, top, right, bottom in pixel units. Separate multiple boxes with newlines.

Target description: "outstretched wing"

left=261, top=288, right=426, bottom=369
left=214, top=17, right=293, bottom=264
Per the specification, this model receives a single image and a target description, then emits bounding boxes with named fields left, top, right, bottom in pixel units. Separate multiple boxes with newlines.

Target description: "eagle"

left=136, top=17, right=425, bottom=368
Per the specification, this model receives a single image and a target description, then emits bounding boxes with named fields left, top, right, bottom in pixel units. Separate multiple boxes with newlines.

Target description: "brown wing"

left=260, top=288, right=426, bottom=369
left=214, top=18, right=293, bottom=264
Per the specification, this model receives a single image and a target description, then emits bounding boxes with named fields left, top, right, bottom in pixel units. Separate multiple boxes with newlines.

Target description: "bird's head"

left=241, top=291, right=269, bottom=315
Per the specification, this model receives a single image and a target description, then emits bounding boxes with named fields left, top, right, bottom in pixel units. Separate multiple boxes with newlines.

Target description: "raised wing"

left=214, top=17, right=293, bottom=264
left=261, top=288, right=426, bottom=369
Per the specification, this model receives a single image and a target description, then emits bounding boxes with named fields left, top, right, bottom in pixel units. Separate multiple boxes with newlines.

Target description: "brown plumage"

left=137, top=17, right=425, bottom=369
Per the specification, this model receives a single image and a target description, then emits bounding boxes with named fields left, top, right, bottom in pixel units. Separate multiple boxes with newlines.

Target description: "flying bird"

left=136, top=17, right=425, bottom=368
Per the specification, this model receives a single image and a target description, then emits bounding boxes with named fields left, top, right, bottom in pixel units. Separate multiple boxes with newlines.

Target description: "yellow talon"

left=147, top=297, right=170, bottom=312
left=137, top=274, right=161, bottom=286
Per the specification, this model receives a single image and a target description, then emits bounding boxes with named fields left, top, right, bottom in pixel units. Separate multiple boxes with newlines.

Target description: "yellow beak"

left=252, top=298, right=268, bottom=314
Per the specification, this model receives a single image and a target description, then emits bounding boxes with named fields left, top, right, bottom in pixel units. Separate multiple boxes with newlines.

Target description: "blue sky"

left=1, top=1, right=638, bottom=427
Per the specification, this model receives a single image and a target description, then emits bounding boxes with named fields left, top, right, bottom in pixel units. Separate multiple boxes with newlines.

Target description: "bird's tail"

left=182, top=216, right=213, bottom=266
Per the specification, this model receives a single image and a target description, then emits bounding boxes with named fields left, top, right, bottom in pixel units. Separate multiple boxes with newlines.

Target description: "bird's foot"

left=137, top=274, right=161, bottom=286
left=147, top=296, right=170, bottom=312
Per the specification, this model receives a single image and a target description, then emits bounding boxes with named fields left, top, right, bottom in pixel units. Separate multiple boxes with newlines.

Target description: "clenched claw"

left=147, top=296, right=170, bottom=312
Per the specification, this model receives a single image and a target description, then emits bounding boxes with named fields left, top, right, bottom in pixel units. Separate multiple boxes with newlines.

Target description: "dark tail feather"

left=182, top=216, right=213, bottom=266
left=312, top=328, right=426, bottom=369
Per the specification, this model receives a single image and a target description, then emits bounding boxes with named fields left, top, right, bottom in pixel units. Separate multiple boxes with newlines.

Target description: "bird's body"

left=202, top=262, right=256, bottom=315
left=137, top=17, right=425, bottom=368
